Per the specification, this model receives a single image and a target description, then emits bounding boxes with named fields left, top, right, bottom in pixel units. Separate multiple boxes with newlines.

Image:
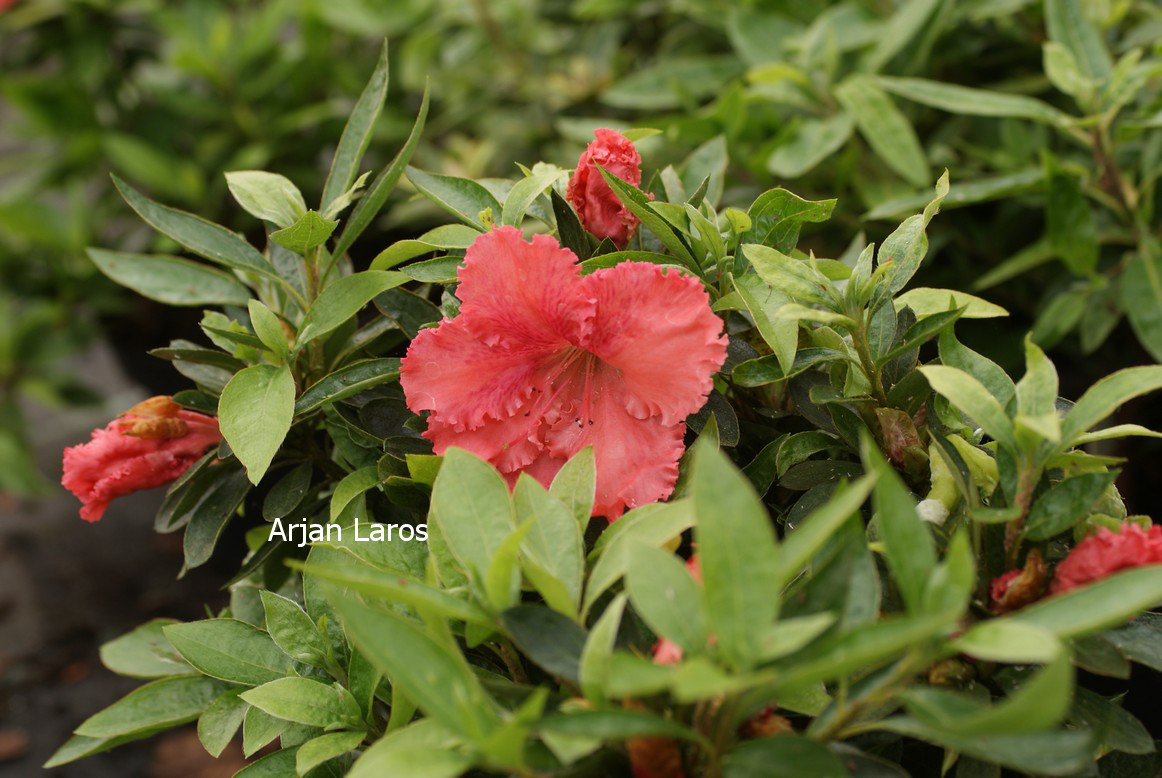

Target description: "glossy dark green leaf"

left=1023, top=471, right=1116, bottom=541
left=88, top=249, right=251, bottom=306
left=164, top=619, right=291, bottom=686
left=321, top=40, right=389, bottom=211
left=295, top=358, right=401, bottom=415
left=112, top=175, right=273, bottom=277
left=500, top=605, right=587, bottom=683
left=333, top=81, right=430, bottom=257
left=75, top=676, right=227, bottom=738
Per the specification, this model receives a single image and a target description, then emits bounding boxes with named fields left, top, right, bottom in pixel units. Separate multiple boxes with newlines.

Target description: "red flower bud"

left=1050, top=523, right=1162, bottom=594
left=566, top=129, right=644, bottom=249
left=62, top=397, right=221, bottom=522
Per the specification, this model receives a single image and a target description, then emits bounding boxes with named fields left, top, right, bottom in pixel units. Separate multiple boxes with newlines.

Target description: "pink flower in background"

left=401, top=227, right=725, bottom=519
left=62, top=397, right=221, bottom=522
left=1050, top=523, right=1162, bottom=594
left=566, top=128, right=644, bottom=249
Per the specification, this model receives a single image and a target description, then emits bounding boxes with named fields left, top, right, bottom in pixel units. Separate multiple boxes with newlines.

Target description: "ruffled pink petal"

left=62, top=416, right=220, bottom=522
left=401, top=317, right=562, bottom=431
left=455, top=226, right=594, bottom=348
left=543, top=361, right=685, bottom=519
left=424, top=392, right=547, bottom=473
left=566, top=129, right=643, bottom=249
left=582, top=262, right=727, bottom=426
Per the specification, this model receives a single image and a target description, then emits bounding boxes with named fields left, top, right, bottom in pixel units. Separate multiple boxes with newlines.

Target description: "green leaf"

left=328, top=584, right=499, bottom=740
left=734, top=273, right=798, bottom=374
left=1045, top=154, right=1098, bottom=276
left=873, top=718, right=1094, bottom=776
left=769, top=613, right=954, bottom=693
left=742, top=189, right=836, bottom=253
left=835, top=76, right=929, bottom=187
left=905, top=653, right=1072, bottom=736
left=937, top=328, right=1015, bottom=407
left=549, top=448, right=596, bottom=530
left=692, top=442, right=780, bottom=669
left=861, top=0, right=943, bottom=72
left=241, top=677, right=363, bottom=730
left=270, top=210, right=338, bottom=255
left=880, top=171, right=949, bottom=296
left=1024, top=472, right=1118, bottom=541
left=731, top=348, right=844, bottom=388
left=334, top=81, right=430, bottom=258
left=584, top=501, right=694, bottom=615
left=219, top=364, right=296, bottom=485
left=164, top=619, right=291, bottom=686
left=1069, top=687, right=1154, bottom=755
left=398, top=256, right=461, bottom=284
left=430, top=448, right=514, bottom=583
left=99, top=618, right=191, bottom=678
left=500, top=605, right=587, bottom=683
left=779, top=474, right=877, bottom=589
left=741, top=244, right=838, bottom=309
left=225, top=171, right=306, bottom=228
left=234, top=746, right=299, bottom=777
left=876, top=307, right=965, bottom=366
left=112, top=175, right=273, bottom=277
left=951, top=620, right=1062, bottom=664
left=294, top=559, right=490, bottom=626
left=1122, top=242, right=1162, bottom=362
left=242, top=707, right=287, bottom=757
left=248, top=300, right=290, bottom=360
left=1061, top=366, right=1162, bottom=444
left=863, top=438, right=935, bottom=612
left=894, top=288, right=1007, bottom=319
left=260, top=591, right=329, bottom=666
left=197, top=689, right=248, bottom=758
left=87, top=249, right=251, bottom=306
left=369, top=224, right=480, bottom=270
left=182, top=463, right=250, bottom=568
left=551, top=189, right=589, bottom=260
left=723, top=735, right=849, bottom=778
left=263, top=463, right=312, bottom=520
left=297, top=270, right=408, bottom=345
left=597, top=166, right=696, bottom=267
left=627, top=543, right=707, bottom=654
left=501, top=168, right=562, bottom=226
left=599, top=56, right=742, bottom=110
left=919, top=365, right=1017, bottom=450
left=873, top=76, right=1073, bottom=126
left=1044, top=0, right=1112, bottom=81
left=1014, top=566, right=1162, bottom=637
left=321, top=40, right=389, bottom=212
left=330, top=466, right=380, bottom=524
left=347, top=722, right=467, bottom=778
left=767, top=113, right=854, bottom=179
left=296, top=731, right=366, bottom=774
left=579, top=594, right=626, bottom=702
left=295, top=358, right=401, bottom=415
left=864, top=169, right=1044, bottom=221
left=973, top=238, right=1056, bottom=291
left=539, top=709, right=707, bottom=747
left=515, top=475, right=584, bottom=614
left=75, top=676, right=226, bottom=738
left=405, top=167, right=500, bottom=231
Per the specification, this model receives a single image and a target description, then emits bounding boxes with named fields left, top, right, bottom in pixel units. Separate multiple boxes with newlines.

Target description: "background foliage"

left=2, top=0, right=1162, bottom=775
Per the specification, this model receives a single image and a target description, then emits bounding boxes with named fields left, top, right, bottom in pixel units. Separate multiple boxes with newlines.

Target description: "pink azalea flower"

left=62, top=397, right=221, bottom=522
left=401, top=227, right=726, bottom=519
left=1050, top=523, right=1162, bottom=594
left=566, top=128, right=644, bottom=249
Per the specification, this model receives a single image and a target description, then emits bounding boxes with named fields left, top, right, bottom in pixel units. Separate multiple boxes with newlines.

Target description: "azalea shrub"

left=49, top=46, right=1162, bottom=778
